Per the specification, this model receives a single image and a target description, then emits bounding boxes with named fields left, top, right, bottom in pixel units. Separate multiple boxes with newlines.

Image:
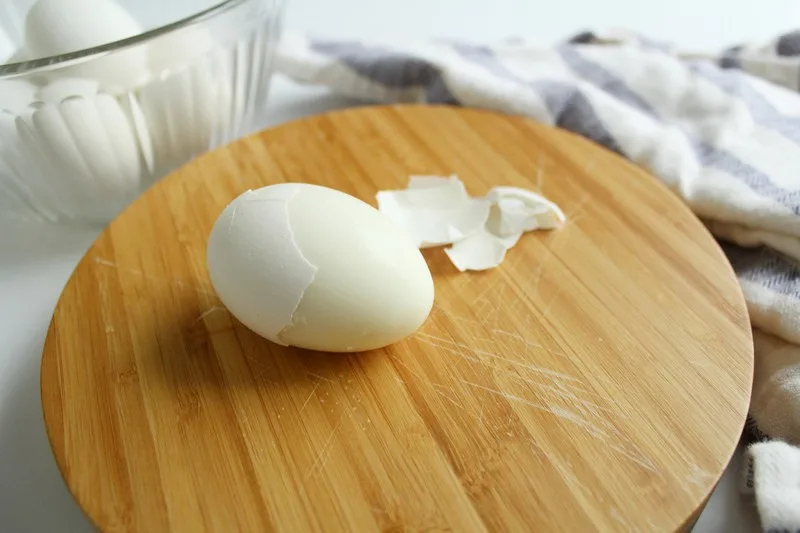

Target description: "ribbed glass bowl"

left=0, top=0, right=286, bottom=226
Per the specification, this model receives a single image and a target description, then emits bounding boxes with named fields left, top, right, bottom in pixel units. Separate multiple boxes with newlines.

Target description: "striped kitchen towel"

left=275, top=29, right=800, bottom=531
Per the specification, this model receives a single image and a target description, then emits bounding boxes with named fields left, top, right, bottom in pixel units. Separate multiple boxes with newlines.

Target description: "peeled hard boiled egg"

left=207, top=183, right=435, bottom=353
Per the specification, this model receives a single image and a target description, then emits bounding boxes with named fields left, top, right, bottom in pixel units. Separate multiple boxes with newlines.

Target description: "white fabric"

left=748, top=441, right=800, bottom=531
left=707, top=220, right=800, bottom=265
left=752, top=331, right=800, bottom=444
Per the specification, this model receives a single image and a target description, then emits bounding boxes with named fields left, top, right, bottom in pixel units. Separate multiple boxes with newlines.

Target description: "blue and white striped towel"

left=276, top=29, right=800, bottom=531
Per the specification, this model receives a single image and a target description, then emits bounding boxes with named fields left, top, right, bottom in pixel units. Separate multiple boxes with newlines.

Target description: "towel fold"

left=748, top=441, right=800, bottom=532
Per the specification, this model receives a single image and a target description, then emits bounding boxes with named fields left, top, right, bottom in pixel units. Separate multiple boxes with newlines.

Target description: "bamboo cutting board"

left=41, top=105, right=753, bottom=533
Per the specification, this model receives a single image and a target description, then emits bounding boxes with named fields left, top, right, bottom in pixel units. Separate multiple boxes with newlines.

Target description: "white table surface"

left=2, top=0, right=792, bottom=530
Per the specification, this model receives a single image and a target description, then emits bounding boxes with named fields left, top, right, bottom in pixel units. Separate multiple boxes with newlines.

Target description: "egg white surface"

left=207, top=183, right=434, bottom=353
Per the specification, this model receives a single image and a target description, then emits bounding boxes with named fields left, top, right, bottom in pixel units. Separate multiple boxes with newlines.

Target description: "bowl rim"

left=0, top=0, right=270, bottom=79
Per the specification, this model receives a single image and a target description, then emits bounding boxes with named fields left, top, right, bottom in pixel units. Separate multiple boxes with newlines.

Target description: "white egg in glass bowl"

left=0, top=0, right=286, bottom=226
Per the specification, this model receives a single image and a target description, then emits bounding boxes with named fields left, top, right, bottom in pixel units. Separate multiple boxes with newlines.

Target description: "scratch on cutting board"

left=418, top=334, right=605, bottom=427
left=451, top=316, right=483, bottom=329
left=416, top=337, right=548, bottom=390
left=192, top=306, right=226, bottom=325
left=470, top=278, right=504, bottom=323
left=529, top=246, right=555, bottom=296
left=462, top=380, right=578, bottom=421
left=299, top=381, right=322, bottom=414
left=432, top=383, right=464, bottom=409
left=551, top=390, right=625, bottom=432
left=508, top=373, right=618, bottom=418
left=688, top=358, right=721, bottom=373
left=484, top=283, right=508, bottom=328
left=475, top=404, right=486, bottom=426
left=462, top=380, right=656, bottom=473
left=609, top=507, right=638, bottom=531
left=95, top=257, right=118, bottom=267
left=646, top=518, right=661, bottom=531
left=391, top=356, right=428, bottom=383
left=564, top=191, right=590, bottom=228
left=93, top=256, right=217, bottom=297
left=548, top=404, right=587, bottom=426
left=490, top=329, right=569, bottom=360
left=416, top=336, right=492, bottom=370
left=455, top=276, right=474, bottom=291
left=542, top=450, right=587, bottom=493
left=501, top=371, right=626, bottom=439
left=98, top=283, right=109, bottom=303
left=545, top=374, right=597, bottom=400
left=686, top=464, right=715, bottom=487
left=476, top=347, right=579, bottom=382
left=507, top=293, right=523, bottom=314
left=307, top=372, right=336, bottom=384
left=305, top=412, right=347, bottom=482
left=416, top=332, right=581, bottom=383
left=539, top=286, right=565, bottom=318
left=473, top=297, right=493, bottom=327
left=482, top=283, right=506, bottom=328
left=506, top=370, right=611, bottom=411
left=598, top=436, right=657, bottom=474
left=423, top=301, right=442, bottom=321
left=414, top=332, right=645, bottom=463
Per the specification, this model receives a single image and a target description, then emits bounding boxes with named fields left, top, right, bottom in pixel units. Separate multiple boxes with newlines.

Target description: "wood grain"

left=41, top=105, right=753, bottom=532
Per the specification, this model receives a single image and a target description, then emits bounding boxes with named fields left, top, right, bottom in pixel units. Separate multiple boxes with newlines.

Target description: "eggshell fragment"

left=207, top=183, right=434, bottom=353
left=487, top=186, right=566, bottom=232
left=444, top=231, right=510, bottom=272
left=376, top=175, right=566, bottom=272
left=376, top=175, right=491, bottom=248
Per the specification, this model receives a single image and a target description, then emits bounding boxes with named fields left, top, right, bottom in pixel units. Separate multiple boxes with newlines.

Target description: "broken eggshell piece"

left=207, top=183, right=435, bottom=353
left=487, top=186, right=566, bottom=233
left=377, top=175, right=566, bottom=272
left=376, top=175, right=491, bottom=248
left=445, top=230, right=510, bottom=272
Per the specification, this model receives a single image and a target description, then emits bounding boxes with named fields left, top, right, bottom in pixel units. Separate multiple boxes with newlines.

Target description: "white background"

left=2, top=0, right=796, bottom=530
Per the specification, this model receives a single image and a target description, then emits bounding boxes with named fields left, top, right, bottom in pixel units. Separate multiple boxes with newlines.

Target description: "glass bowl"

left=0, top=0, right=286, bottom=226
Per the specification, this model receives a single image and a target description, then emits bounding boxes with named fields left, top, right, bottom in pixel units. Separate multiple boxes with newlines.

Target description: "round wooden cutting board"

left=41, top=105, right=753, bottom=532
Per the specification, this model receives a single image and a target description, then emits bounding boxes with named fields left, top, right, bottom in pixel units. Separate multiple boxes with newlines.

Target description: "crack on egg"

left=275, top=187, right=318, bottom=346
left=207, top=183, right=319, bottom=347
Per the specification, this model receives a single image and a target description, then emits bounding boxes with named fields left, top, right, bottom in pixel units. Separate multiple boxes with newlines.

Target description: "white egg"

left=207, top=183, right=435, bottom=353
left=24, top=0, right=149, bottom=92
